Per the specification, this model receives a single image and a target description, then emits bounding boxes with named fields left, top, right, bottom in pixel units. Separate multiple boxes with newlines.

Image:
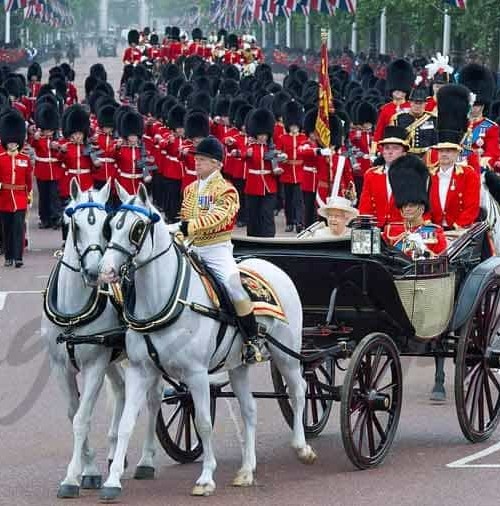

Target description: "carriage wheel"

left=340, top=333, right=402, bottom=470
left=271, top=358, right=335, bottom=438
left=156, top=384, right=217, bottom=464
left=455, top=279, right=500, bottom=442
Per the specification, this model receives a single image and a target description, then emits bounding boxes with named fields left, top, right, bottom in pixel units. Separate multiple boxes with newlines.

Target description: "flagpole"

left=380, top=7, right=387, bottom=53
left=442, top=6, right=451, bottom=57
left=274, top=18, right=279, bottom=46
left=286, top=15, right=291, bottom=48
left=5, top=10, right=11, bottom=45
left=305, top=15, right=310, bottom=50
left=351, top=20, right=357, bottom=53
left=262, top=21, right=266, bottom=48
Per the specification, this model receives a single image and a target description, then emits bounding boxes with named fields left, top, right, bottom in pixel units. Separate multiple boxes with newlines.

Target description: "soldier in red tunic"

left=358, top=126, right=409, bottom=227
left=275, top=100, right=307, bottom=233
left=0, top=110, right=32, bottom=267
left=168, top=27, right=183, bottom=63
left=26, top=62, right=42, bottom=114
left=4, top=77, right=29, bottom=121
left=123, top=29, right=143, bottom=65
left=188, top=28, right=203, bottom=56
left=373, top=59, right=413, bottom=144
left=181, top=111, right=210, bottom=192
left=32, top=103, right=62, bottom=229
left=223, top=34, right=243, bottom=66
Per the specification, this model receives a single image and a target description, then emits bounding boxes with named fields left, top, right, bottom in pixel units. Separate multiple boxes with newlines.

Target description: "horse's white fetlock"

left=191, top=481, right=216, bottom=496
left=296, top=445, right=317, bottom=464
left=232, top=469, right=255, bottom=487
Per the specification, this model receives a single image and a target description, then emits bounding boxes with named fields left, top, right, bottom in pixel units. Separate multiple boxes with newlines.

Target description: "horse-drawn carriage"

left=156, top=220, right=500, bottom=470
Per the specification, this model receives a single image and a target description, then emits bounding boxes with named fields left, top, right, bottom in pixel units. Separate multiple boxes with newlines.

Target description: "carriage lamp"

left=350, top=215, right=381, bottom=255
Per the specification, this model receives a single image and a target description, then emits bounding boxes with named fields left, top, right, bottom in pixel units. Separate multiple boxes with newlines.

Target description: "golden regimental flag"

left=315, top=30, right=333, bottom=148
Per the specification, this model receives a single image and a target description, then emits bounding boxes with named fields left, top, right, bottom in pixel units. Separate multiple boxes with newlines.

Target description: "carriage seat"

left=186, top=250, right=287, bottom=322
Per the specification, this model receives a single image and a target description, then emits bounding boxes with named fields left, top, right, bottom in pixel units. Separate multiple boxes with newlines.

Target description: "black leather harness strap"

left=142, top=333, right=170, bottom=378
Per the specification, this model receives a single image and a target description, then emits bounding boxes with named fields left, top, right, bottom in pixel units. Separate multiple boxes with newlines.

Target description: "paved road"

left=1, top=46, right=500, bottom=506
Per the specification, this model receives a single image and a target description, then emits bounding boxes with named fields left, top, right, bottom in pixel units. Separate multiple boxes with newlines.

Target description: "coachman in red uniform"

left=0, top=110, right=32, bottom=267
left=32, top=103, right=62, bottom=229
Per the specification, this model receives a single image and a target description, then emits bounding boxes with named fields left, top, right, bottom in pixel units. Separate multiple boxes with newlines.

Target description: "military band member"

left=123, top=29, right=142, bottom=66
left=373, top=59, right=413, bottom=144
left=0, top=110, right=32, bottom=267
left=223, top=34, right=243, bottom=66
left=188, top=28, right=203, bottom=56
left=459, top=64, right=500, bottom=171
left=168, top=27, right=183, bottom=62
left=358, top=126, right=409, bottom=227
left=384, top=154, right=447, bottom=257
left=391, top=84, right=437, bottom=156
left=177, top=136, right=265, bottom=364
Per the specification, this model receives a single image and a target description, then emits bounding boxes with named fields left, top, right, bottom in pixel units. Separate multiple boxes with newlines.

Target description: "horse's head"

left=64, top=177, right=110, bottom=286
left=98, top=181, right=162, bottom=284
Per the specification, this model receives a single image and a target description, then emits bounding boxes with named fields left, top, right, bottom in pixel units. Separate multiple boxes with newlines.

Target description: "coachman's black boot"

left=239, top=312, right=265, bottom=364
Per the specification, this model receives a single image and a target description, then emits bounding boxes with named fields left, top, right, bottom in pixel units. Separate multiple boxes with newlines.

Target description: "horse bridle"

left=64, top=200, right=108, bottom=273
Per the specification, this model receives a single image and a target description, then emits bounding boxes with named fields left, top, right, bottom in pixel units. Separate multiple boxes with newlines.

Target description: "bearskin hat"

left=27, top=62, right=42, bottom=82
left=283, top=100, right=304, bottom=131
left=60, top=62, right=71, bottom=78
left=213, top=96, right=231, bottom=117
left=35, top=103, right=60, bottom=131
left=355, top=101, right=378, bottom=126
left=185, top=111, right=210, bottom=139
left=49, top=77, right=67, bottom=99
left=66, top=104, right=90, bottom=138
left=120, top=110, right=143, bottom=138
left=229, top=97, right=249, bottom=125
left=271, top=90, right=291, bottom=119
left=168, top=75, right=185, bottom=98
left=97, top=104, right=117, bottom=129
left=150, top=33, right=159, bottom=46
left=178, top=82, right=194, bottom=103
left=192, top=28, right=203, bottom=41
left=160, top=96, right=177, bottom=122
left=234, top=104, right=253, bottom=130
left=113, top=106, right=134, bottom=137
left=188, top=91, right=212, bottom=114
left=217, top=29, right=228, bottom=42
left=224, top=64, right=240, bottom=82
left=389, top=154, right=430, bottom=210
left=219, top=78, right=240, bottom=97
left=3, top=77, right=20, bottom=99
left=128, top=29, right=140, bottom=45
left=303, top=108, right=318, bottom=136
left=84, top=75, right=99, bottom=97
left=386, top=58, right=415, bottom=95
left=458, top=63, right=495, bottom=107
left=171, top=26, right=181, bottom=41
left=161, top=63, right=181, bottom=82
left=329, top=114, right=344, bottom=149
left=168, top=104, right=186, bottom=130
left=436, top=84, right=470, bottom=146
left=266, top=82, right=282, bottom=94
left=194, top=135, right=223, bottom=162
left=137, top=91, right=158, bottom=116
left=0, top=110, right=25, bottom=148
left=226, top=33, right=239, bottom=49
left=143, top=27, right=151, bottom=36
left=246, top=107, right=275, bottom=139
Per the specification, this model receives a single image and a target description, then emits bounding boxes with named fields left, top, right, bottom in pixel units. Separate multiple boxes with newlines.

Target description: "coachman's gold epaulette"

left=366, top=165, right=384, bottom=175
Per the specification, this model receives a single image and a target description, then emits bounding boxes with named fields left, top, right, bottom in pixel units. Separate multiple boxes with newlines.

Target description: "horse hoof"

left=232, top=470, right=254, bottom=487
left=297, top=445, right=317, bottom=465
left=99, top=486, right=122, bottom=502
left=108, top=456, right=128, bottom=472
left=81, top=474, right=102, bottom=489
left=133, top=465, right=155, bottom=480
left=57, top=484, right=80, bottom=499
left=191, top=482, right=216, bottom=496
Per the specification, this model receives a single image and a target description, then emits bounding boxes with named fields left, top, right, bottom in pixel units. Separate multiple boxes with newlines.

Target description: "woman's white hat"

left=317, top=196, right=359, bottom=220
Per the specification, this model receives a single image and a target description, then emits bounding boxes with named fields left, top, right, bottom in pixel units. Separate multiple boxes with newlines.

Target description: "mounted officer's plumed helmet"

left=386, top=58, right=415, bottom=96
left=185, top=111, right=210, bottom=139
left=436, top=84, right=470, bottom=149
left=27, top=62, right=42, bottom=82
left=0, top=109, right=25, bottom=149
left=192, top=28, right=203, bottom=41
left=458, top=63, right=495, bottom=109
left=194, top=135, right=223, bottom=162
left=283, top=100, right=304, bottom=132
left=120, top=110, right=144, bottom=138
left=168, top=104, right=186, bottom=130
left=128, top=29, right=140, bottom=46
left=389, top=154, right=430, bottom=211
left=246, top=107, right=275, bottom=139
left=66, top=104, right=90, bottom=139
left=97, top=104, right=118, bottom=129
left=35, top=103, right=60, bottom=131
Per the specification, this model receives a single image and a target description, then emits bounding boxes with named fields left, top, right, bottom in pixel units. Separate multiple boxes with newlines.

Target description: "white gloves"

left=320, top=148, right=332, bottom=156
left=166, top=222, right=181, bottom=234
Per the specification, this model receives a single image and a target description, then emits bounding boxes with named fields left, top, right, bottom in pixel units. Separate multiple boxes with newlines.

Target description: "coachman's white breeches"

left=192, top=241, right=252, bottom=315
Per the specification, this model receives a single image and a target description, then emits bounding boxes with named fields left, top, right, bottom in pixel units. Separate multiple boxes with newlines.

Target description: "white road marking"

left=0, top=290, right=43, bottom=310
left=447, top=441, right=500, bottom=468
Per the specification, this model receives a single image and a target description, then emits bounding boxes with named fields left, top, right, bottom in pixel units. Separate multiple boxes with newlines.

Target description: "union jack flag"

left=4, top=0, right=27, bottom=12
left=443, top=0, right=466, bottom=8
left=336, top=0, right=356, bottom=13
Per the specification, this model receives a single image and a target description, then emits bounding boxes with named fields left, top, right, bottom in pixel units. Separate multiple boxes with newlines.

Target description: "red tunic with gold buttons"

left=349, top=128, right=373, bottom=176
left=0, top=151, right=32, bottom=212
left=358, top=165, right=402, bottom=227
left=275, top=132, right=307, bottom=185
left=31, top=136, right=62, bottom=181
left=92, top=131, right=117, bottom=184
left=428, top=164, right=480, bottom=229
left=226, top=132, right=250, bottom=180
left=223, top=50, right=243, bottom=65
left=122, top=46, right=142, bottom=65
left=115, top=144, right=144, bottom=194
left=273, top=122, right=285, bottom=144
left=297, top=140, right=319, bottom=193
left=168, top=41, right=183, bottom=62
left=244, top=142, right=278, bottom=196
left=373, top=101, right=411, bottom=143
left=159, top=135, right=183, bottom=181
left=58, top=142, right=94, bottom=197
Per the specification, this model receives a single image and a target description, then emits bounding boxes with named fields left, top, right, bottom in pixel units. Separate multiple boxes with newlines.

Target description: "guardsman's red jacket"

left=0, top=151, right=32, bottom=212
left=92, top=131, right=117, bottom=184
left=58, top=141, right=94, bottom=196
left=31, top=135, right=62, bottom=181
left=275, top=132, right=307, bottom=185
left=244, top=142, right=278, bottom=196
left=373, top=100, right=411, bottom=143
left=115, top=144, right=144, bottom=194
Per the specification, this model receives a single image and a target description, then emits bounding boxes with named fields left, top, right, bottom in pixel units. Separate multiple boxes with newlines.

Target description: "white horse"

left=97, top=183, right=315, bottom=500
left=41, top=180, right=155, bottom=499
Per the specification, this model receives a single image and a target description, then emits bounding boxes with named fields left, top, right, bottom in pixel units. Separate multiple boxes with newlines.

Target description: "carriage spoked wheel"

left=271, top=357, right=335, bottom=438
left=455, top=279, right=500, bottom=442
left=340, top=333, right=402, bottom=469
left=156, top=383, right=217, bottom=463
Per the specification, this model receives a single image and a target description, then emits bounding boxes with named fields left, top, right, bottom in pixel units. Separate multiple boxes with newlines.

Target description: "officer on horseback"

left=174, top=135, right=265, bottom=364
